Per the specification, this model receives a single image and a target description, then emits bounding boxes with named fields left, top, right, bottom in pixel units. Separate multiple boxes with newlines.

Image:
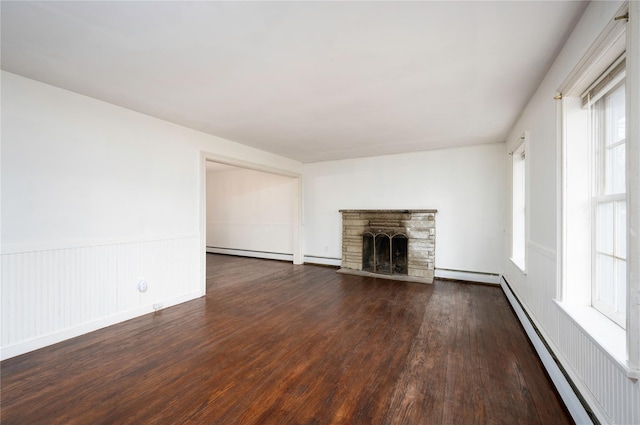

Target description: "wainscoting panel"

left=116, top=238, right=200, bottom=313
left=556, top=311, right=640, bottom=425
left=527, top=243, right=562, bottom=344
left=1, top=245, right=118, bottom=347
left=504, top=242, right=640, bottom=424
left=1, top=236, right=201, bottom=359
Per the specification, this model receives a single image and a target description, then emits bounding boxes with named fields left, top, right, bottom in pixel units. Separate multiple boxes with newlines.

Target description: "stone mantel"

left=338, top=209, right=437, bottom=284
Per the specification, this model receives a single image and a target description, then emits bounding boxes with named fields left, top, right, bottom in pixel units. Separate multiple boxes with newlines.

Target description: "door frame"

left=198, top=152, right=303, bottom=294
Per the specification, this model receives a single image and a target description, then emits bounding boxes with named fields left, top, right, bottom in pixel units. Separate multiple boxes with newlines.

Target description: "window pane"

left=605, top=143, right=625, bottom=194
left=597, top=202, right=614, bottom=254
left=615, top=200, right=626, bottom=259
left=615, top=259, right=626, bottom=316
left=607, top=83, right=625, bottom=145
left=597, top=254, right=615, bottom=308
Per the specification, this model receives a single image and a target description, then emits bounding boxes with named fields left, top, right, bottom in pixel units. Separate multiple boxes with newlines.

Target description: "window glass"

left=597, top=202, right=614, bottom=254
left=605, top=144, right=625, bottom=194
left=616, top=259, right=626, bottom=317
left=596, top=254, right=615, bottom=307
left=615, top=200, right=626, bottom=257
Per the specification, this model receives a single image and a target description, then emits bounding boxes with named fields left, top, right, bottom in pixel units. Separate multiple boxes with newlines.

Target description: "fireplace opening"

left=362, top=231, right=408, bottom=275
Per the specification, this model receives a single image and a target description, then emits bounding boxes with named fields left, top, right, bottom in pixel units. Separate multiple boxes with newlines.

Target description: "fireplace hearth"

left=338, top=209, right=436, bottom=283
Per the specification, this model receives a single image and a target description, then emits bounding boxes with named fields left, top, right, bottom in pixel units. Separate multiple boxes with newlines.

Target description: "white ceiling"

left=1, top=1, right=588, bottom=163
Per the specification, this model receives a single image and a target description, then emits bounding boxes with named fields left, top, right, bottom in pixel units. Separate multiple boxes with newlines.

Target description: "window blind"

left=581, top=54, right=626, bottom=107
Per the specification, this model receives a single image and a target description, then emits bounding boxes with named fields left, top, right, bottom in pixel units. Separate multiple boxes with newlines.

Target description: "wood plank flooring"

left=1, top=254, right=573, bottom=424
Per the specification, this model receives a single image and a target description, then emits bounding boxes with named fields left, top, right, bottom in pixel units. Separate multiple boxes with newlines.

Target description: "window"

left=511, top=138, right=526, bottom=272
left=591, top=76, right=626, bottom=327
left=558, top=8, right=634, bottom=367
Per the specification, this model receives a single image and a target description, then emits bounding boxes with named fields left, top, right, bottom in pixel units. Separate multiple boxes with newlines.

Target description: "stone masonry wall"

left=340, top=209, right=436, bottom=282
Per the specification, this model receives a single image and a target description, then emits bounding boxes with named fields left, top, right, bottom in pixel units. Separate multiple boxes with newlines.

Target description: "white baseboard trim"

left=206, top=248, right=342, bottom=266
left=206, top=247, right=294, bottom=262
left=500, top=277, right=594, bottom=425
left=303, top=256, right=341, bottom=266
left=435, top=268, right=501, bottom=285
left=0, top=291, right=203, bottom=361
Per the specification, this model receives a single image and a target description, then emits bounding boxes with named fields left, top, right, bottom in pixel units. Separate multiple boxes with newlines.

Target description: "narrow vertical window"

left=511, top=139, right=526, bottom=272
left=591, top=76, right=626, bottom=328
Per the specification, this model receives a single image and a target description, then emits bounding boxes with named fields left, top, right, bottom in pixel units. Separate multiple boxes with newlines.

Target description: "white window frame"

left=557, top=2, right=640, bottom=377
left=591, top=78, right=627, bottom=327
left=511, top=135, right=527, bottom=273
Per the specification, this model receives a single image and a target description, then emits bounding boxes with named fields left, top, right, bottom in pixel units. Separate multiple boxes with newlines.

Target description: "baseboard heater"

left=435, top=268, right=500, bottom=285
left=206, top=247, right=293, bottom=262
left=500, top=277, right=597, bottom=425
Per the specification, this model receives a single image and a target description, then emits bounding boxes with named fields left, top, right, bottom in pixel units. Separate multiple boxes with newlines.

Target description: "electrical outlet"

left=137, top=278, right=147, bottom=293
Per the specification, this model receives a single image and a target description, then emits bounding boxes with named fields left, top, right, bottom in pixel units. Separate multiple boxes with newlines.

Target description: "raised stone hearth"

left=338, top=209, right=437, bottom=283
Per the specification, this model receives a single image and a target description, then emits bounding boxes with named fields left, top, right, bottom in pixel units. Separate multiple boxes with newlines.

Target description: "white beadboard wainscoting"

left=503, top=242, right=640, bottom=425
left=1, top=236, right=202, bottom=360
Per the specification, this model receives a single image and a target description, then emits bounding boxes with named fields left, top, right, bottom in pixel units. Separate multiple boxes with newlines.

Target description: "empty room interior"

left=1, top=1, right=640, bottom=424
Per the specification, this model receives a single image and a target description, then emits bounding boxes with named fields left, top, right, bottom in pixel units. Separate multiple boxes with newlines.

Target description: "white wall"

left=502, top=1, right=640, bottom=424
left=0, top=71, right=302, bottom=359
left=303, top=143, right=505, bottom=274
left=206, top=164, right=295, bottom=256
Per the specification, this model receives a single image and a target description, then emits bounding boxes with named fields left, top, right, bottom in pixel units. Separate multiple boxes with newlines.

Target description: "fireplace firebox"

left=362, top=231, right=408, bottom=275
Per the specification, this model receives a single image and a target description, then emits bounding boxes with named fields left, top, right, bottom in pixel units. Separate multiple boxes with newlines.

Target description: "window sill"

left=554, top=300, right=639, bottom=379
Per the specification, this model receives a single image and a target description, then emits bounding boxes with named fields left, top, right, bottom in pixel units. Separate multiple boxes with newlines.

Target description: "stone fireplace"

left=338, top=209, right=436, bottom=283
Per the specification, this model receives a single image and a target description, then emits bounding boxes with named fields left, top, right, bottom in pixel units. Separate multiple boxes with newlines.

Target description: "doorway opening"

left=200, top=155, right=302, bottom=294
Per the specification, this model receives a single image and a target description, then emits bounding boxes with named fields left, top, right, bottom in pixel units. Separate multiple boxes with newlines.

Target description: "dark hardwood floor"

left=1, top=254, right=573, bottom=425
